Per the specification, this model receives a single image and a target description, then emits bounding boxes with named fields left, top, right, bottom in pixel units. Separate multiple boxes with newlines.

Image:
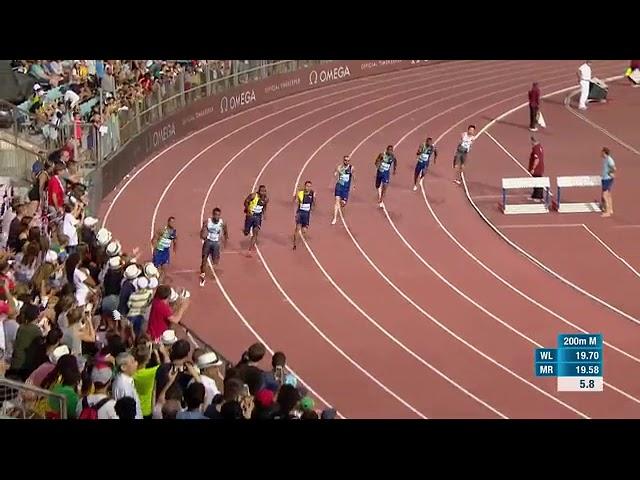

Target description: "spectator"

left=271, top=384, right=301, bottom=419
left=262, top=350, right=287, bottom=392
left=154, top=338, right=196, bottom=399
left=147, top=285, right=190, bottom=341
left=234, top=342, right=266, bottom=394
left=10, top=303, right=42, bottom=379
left=13, top=242, right=40, bottom=285
left=133, top=342, right=165, bottom=419
left=194, top=350, right=223, bottom=408
left=61, top=306, right=95, bottom=357
left=176, top=382, right=208, bottom=419
left=25, top=332, right=65, bottom=387
left=114, top=396, right=137, bottom=420
left=117, top=264, right=140, bottom=318
left=47, top=163, right=66, bottom=213
left=101, top=65, right=116, bottom=94
left=42, top=353, right=81, bottom=419
left=76, top=364, right=118, bottom=419
left=112, top=352, right=142, bottom=419
left=252, top=389, right=277, bottom=419
left=126, top=276, right=153, bottom=337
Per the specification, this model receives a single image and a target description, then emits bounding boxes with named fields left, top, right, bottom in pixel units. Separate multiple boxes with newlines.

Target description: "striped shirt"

left=127, top=288, right=154, bottom=317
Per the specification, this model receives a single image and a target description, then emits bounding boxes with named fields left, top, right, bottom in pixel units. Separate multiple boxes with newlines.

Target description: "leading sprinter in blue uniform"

left=331, top=155, right=354, bottom=225
left=375, top=145, right=397, bottom=207
left=413, top=137, right=438, bottom=191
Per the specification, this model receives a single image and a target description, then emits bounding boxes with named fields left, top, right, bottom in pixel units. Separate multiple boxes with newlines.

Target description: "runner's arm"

left=172, top=231, right=177, bottom=254
left=374, top=153, right=382, bottom=168
left=262, top=197, right=269, bottom=220
left=243, top=194, right=253, bottom=215
left=222, top=222, right=229, bottom=244
left=393, top=155, right=398, bottom=174
left=433, top=146, right=438, bottom=164
left=199, top=222, right=208, bottom=241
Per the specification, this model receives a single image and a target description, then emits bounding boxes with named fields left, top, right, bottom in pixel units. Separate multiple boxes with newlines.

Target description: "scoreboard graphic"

left=535, top=334, right=603, bottom=392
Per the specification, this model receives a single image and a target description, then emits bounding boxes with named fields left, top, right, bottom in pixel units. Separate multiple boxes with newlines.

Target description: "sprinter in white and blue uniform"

left=375, top=145, right=397, bottom=207
left=152, top=216, right=177, bottom=271
left=331, top=155, right=354, bottom=225
left=413, top=137, right=438, bottom=191
left=293, top=180, right=315, bottom=250
left=199, top=207, right=228, bottom=287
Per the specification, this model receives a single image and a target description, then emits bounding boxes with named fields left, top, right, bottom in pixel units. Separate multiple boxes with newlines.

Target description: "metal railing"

left=0, top=377, right=68, bottom=419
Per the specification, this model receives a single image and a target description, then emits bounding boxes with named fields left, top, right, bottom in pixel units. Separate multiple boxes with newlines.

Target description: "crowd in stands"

left=0, top=139, right=335, bottom=420
left=11, top=60, right=229, bottom=148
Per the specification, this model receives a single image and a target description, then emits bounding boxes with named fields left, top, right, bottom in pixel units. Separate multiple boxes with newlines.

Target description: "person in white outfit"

left=577, top=61, right=592, bottom=110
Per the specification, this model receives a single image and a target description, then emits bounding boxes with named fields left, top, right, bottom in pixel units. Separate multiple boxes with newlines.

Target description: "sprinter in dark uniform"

left=243, top=185, right=269, bottom=254
left=413, top=137, right=438, bottom=191
left=293, top=181, right=315, bottom=250
left=374, top=145, right=397, bottom=207
left=199, top=207, right=228, bottom=287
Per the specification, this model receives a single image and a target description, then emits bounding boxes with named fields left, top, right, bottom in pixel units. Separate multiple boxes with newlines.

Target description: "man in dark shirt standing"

left=528, top=136, right=545, bottom=201
left=528, top=82, right=541, bottom=131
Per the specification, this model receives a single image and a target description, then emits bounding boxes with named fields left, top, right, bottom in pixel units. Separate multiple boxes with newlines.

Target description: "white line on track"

left=462, top=73, right=640, bottom=327
left=102, top=60, right=476, bottom=226
left=289, top=68, right=598, bottom=417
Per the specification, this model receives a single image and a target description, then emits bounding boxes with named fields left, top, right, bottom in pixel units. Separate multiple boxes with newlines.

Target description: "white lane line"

left=461, top=72, right=640, bottom=327
left=564, top=90, right=640, bottom=156
left=285, top=67, right=591, bottom=416
left=581, top=224, right=640, bottom=279
left=102, top=61, right=473, bottom=226
left=497, top=223, right=583, bottom=229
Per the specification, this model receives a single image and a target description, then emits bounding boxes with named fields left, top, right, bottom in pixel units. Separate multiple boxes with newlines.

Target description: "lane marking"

left=581, top=224, right=640, bottom=279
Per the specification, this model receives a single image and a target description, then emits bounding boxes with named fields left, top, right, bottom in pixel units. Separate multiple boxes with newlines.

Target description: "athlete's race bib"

left=253, top=204, right=264, bottom=215
left=299, top=203, right=311, bottom=212
left=208, top=232, right=220, bottom=242
left=418, top=152, right=430, bottom=163
left=339, top=173, right=350, bottom=184
left=379, top=161, right=391, bottom=172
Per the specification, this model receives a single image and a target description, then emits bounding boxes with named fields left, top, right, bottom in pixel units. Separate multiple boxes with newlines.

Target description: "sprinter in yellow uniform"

left=243, top=185, right=269, bottom=254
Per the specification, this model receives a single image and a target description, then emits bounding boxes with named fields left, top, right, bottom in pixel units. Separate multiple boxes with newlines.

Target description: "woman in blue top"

left=332, top=155, right=354, bottom=225
left=600, top=147, right=617, bottom=217
left=374, top=145, right=397, bottom=207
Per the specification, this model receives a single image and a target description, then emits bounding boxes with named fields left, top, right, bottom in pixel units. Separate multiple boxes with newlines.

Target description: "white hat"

left=124, top=264, right=141, bottom=280
left=143, top=263, right=159, bottom=278
left=135, top=276, right=149, bottom=290
left=108, top=256, right=123, bottom=269
left=33, top=83, right=42, bottom=91
left=96, top=228, right=112, bottom=246
left=196, top=351, right=223, bottom=369
left=161, top=330, right=178, bottom=345
left=45, top=250, right=58, bottom=263
left=83, top=217, right=99, bottom=228
left=50, top=345, right=70, bottom=364
left=148, top=277, right=159, bottom=289
left=106, top=240, right=122, bottom=257
left=169, top=288, right=179, bottom=303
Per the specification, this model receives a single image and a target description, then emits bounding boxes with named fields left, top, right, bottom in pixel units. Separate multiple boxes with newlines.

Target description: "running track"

left=101, top=60, right=640, bottom=419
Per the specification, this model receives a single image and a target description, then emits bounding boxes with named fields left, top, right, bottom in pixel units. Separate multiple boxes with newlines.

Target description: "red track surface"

left=100, top=60, right=640, bottom=419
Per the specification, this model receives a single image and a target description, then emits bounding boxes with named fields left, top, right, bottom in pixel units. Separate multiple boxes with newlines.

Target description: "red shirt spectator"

left=528, top=83, right=540, bottom=108
left=47, top=166, right=66, bottom=210
left=147, top=296, right=173, bottom=341
left=529, top=141, right=544, bottom=176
